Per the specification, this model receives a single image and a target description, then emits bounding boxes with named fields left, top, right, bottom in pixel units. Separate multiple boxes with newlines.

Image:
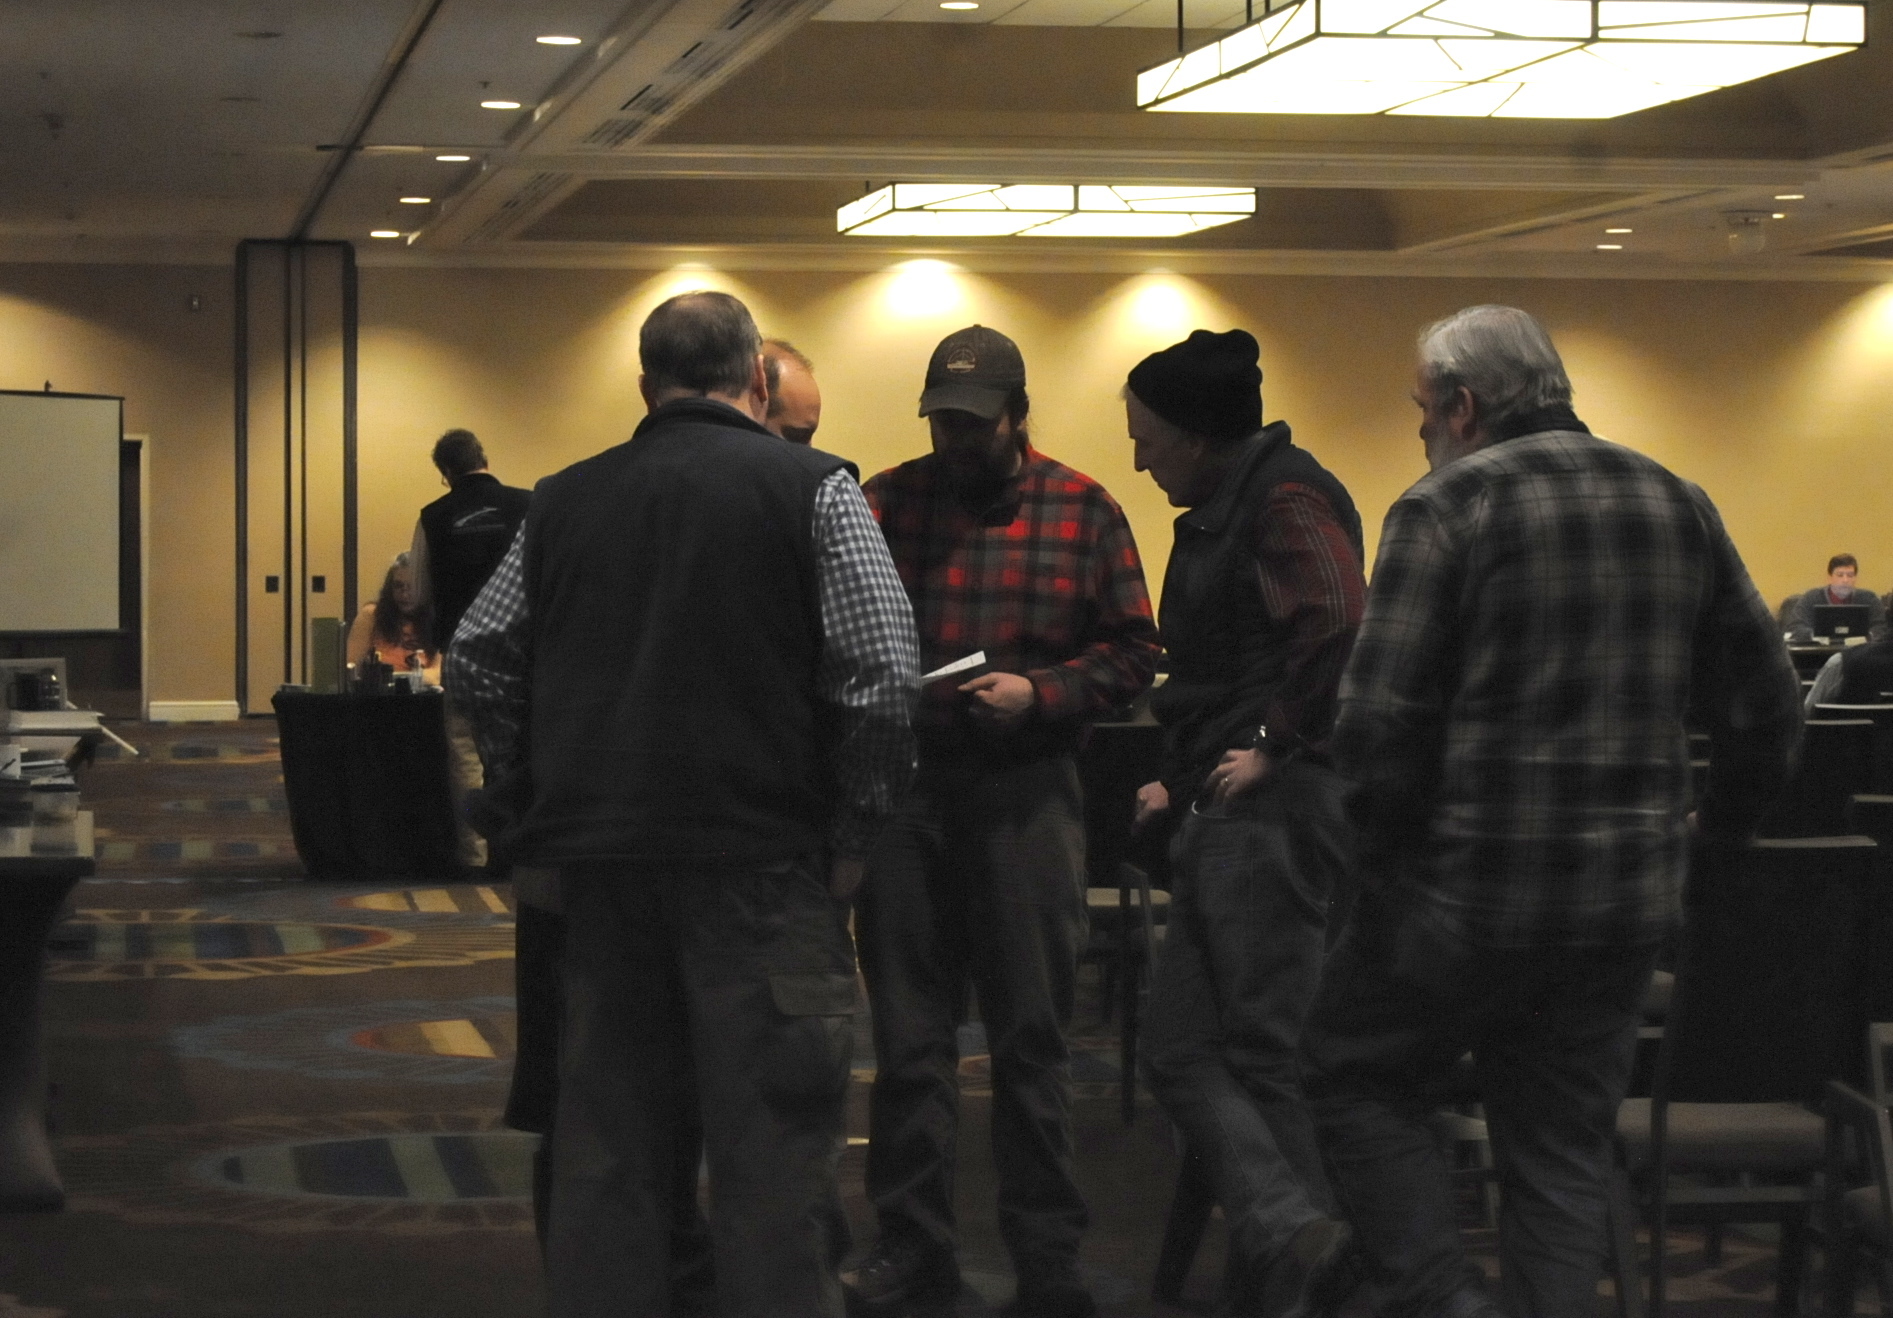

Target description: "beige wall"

left=3, top=260, right=1891, bottom=703
left=0, top=265, right=231, bottom=703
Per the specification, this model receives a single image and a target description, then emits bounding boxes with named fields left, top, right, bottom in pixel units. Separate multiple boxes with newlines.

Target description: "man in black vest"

left=448, top=291, right=920, bottom=1318
left=1127, top=330, right=1366, bottom=1317
left=411, top=429, right=531, bottom=869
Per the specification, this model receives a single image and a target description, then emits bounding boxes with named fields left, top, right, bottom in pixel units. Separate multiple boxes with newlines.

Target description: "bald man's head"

left=763, top=339, right=822, bottom=445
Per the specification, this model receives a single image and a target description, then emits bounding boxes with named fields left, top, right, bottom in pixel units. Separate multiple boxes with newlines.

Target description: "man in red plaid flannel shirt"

left=848, top=325, right=1160, bottom=1318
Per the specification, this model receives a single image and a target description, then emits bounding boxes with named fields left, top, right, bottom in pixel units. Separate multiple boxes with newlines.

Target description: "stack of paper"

left=3, top=709, right=101, bottom=734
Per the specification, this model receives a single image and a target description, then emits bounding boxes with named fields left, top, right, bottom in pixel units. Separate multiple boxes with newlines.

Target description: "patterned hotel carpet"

left=0, top=720, right=1873, bottom=1316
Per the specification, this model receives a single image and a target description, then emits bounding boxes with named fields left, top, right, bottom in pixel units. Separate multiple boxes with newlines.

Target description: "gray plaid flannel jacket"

left=1333, top=427, right=1801, bottom=949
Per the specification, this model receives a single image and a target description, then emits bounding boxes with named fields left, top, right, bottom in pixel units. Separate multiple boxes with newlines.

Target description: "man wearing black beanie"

left=1127, top=328, right=1367, bottom=1317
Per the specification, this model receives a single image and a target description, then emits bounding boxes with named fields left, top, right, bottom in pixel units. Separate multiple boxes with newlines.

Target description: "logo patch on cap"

left=945, top=347, right=978, bottom=374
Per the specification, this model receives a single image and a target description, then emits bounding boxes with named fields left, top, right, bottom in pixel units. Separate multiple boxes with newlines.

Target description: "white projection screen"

left=0, top=392, right=123, bottom=632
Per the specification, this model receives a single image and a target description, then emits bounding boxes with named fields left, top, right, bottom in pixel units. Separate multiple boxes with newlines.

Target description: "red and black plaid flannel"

left=864, top=446, right=1160, bottom=752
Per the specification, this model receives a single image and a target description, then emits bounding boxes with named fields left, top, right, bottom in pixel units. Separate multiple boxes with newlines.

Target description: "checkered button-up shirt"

left=1334, top=425, right=1801, bottom=949
left=864, top=446, right=1159, bottom=756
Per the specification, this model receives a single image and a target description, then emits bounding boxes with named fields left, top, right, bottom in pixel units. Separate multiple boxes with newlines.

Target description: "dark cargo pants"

left=549, top=860, right=858, bottom=1318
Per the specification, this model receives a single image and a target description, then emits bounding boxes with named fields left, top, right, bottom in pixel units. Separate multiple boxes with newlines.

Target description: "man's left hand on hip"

left=1205, top=747, right=1270, bottom=805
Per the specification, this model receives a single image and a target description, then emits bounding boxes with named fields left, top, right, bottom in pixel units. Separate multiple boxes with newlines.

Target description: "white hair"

left=1417, top=305, right=1573, bottom=428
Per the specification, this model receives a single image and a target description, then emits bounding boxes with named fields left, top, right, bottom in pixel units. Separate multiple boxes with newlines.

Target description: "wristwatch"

left=1246, top=723, right=1269, bottom=751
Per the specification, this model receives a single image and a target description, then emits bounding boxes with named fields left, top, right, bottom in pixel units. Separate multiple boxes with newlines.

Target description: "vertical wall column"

left=234, top=240, right=358, bottom=715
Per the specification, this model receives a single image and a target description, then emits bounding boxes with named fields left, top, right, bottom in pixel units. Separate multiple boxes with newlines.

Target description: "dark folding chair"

left=1821, top=1051, right=1893, bottom=1316
left=1758, top=720, right=1877, bottom=838
left=1080, top=862, right=1164, bottom=1125
left=1617, top=835, right=1879, bottom=1317
left=1813, top=704, right=1893, bottom=795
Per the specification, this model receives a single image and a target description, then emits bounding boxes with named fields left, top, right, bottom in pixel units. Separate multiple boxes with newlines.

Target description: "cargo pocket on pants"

left=755, top=971, right=859, bottom=1102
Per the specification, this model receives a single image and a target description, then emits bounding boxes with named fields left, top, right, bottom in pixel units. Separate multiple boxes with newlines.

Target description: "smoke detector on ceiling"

left=1724, top=211, right=1773, bottom=256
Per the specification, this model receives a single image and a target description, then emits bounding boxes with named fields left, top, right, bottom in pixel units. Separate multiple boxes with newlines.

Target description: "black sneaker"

left=843, top=1237, right=961, bottom=1315
left=1256, top=1217, right=1358, bottom=1318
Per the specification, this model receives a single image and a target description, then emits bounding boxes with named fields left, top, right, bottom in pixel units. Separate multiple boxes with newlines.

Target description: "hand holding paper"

left=960, top=671, right=1036, bottom=730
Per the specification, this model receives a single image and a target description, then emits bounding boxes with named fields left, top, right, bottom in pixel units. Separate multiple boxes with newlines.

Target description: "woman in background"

left=346, top=552, right=440, bottom=684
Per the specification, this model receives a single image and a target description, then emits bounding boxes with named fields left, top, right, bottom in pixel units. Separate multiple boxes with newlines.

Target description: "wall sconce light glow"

left=399, top=196, right=432, bottom=205
left=883, top=261, right=968, bottom=318
left=839, top=185, right=1256, bottom=239
left=1136, top=1, right=1866, bottom=119
left=536, top=34, right=582, bottom=44
left=479, top=100, right=523, bottom=110
left=1127, top=280, right=1194, bottom=334
left=435, top=154, right=472, bottom=162
left=369, top=230, right=402, bottom=239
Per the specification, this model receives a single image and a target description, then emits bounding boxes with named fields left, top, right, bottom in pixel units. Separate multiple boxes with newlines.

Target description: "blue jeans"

left=1140, top=759, right=1351, bottom=1287
left=1302, top=893, right=1659, bottom=1318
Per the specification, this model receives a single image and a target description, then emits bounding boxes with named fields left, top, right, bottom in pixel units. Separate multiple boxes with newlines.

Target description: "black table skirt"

left=272, top=690, right=461, bottom=880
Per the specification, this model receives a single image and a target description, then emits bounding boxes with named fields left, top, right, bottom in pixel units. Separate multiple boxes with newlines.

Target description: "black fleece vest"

left=420, top=473, right=532, bottom=652
left=1149, top=423, right=1363, bottom=795
left=519, top=398, right=847, bottom=865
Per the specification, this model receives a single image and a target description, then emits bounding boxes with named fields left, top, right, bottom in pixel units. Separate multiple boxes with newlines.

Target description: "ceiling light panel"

left=838, top=183, right=1256, bottom=237
left=1136, top=0, right=1864, bottom=119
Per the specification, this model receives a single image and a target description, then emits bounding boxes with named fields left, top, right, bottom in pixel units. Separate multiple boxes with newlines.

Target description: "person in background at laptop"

left=346, top=551, right=439, bottom=684
left=1784, top=552, right=1888, bottom=642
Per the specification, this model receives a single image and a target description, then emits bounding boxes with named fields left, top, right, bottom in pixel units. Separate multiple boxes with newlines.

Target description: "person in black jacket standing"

left=449, top=291, right=919, bottom=1318
left=411, top=429, right=532, bottom=869
left=1127, top=330, right=1367, bottom=1318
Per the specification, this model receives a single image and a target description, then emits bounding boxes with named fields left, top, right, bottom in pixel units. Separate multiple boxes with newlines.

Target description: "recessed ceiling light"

left=1596, top=244, right=1624, bottom=251
left=370, top=230, right=402, bottom=239
left=940, top=3, right=980, bottom=9
left=1605, top=227, right=1633, bottom=234
left=1775, top=194, right=1806, bottom=201
left=480, top=100, right=522, bottom=110
left=399, top=196, right=432, bottom=205
left=536, top=34, right=582, bottom=44
left=435, top=154, right=471, bottom=162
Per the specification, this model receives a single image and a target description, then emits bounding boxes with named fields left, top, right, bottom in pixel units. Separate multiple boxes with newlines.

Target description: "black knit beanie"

left=1126, top=328, right=1263, bottom=440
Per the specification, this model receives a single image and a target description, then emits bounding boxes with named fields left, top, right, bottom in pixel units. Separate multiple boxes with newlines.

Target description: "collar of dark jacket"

left=449, top=471, right=500, bottom=490
left=634, top=395, right=775, bottom=440
left=1176, top=421, right=1292, bottom=535
left=1489, top=404, right=1590, bottom=444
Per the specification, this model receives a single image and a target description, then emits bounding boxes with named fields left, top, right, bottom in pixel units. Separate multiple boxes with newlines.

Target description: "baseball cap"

left=918, top=325, right=1025, bottom=421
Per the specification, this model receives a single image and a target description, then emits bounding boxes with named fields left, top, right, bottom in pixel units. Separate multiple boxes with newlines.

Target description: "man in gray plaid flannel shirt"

left=1302, top=305, right=1800, bottom=1318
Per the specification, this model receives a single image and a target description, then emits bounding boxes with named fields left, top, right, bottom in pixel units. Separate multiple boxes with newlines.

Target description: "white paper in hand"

left=919, top=651, right=989, bottom=685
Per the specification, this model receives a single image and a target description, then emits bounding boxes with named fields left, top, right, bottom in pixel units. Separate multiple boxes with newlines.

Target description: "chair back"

left=1867, top=1022, right=1893, bottom=1107
left=1758, top=719, right=1875, bottom=837
left=1814, top=703, right=1893, bottom=794
left=1662, top=836, right=1877, bottom=1104
left=1077, top=718, right=1165, bottom=887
